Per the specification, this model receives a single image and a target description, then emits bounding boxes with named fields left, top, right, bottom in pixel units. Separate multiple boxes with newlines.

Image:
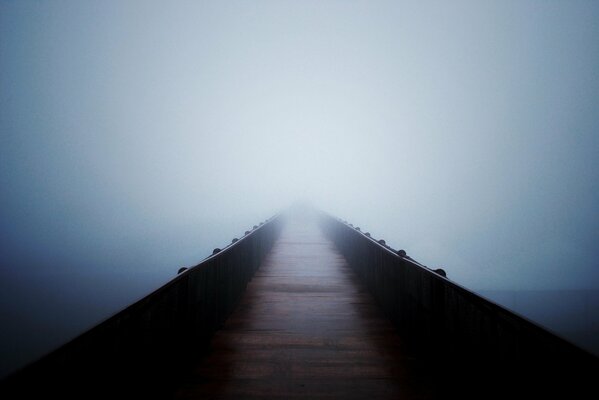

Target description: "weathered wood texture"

left=174, top=214, right=433, bottom=399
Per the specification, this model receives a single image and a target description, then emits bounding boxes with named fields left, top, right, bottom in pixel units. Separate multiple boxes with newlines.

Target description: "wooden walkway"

left=174, top=215, right=431, bottom=399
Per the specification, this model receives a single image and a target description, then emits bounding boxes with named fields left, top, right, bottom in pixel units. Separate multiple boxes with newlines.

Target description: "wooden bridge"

left=1, top=207, right=597, bottom=399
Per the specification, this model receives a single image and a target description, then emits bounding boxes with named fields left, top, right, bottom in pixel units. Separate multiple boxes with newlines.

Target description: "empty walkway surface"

left=174, top=215, right=431, bottom=399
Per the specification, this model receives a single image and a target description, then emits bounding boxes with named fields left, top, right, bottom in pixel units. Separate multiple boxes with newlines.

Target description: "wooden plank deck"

left=173, top=214, right=432, bottom=399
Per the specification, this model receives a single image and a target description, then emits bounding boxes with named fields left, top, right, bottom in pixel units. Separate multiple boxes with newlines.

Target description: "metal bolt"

left=434, top=268, right=447, bottom=277
left=378, top=239, right=386, bottom=245
left=177, top=267, right=188, bottom=274
left=398, top=249, right=407, bottom=257
left=213, top=248, right=221, bottom=255
left=232, top=238, right=238, bottom=243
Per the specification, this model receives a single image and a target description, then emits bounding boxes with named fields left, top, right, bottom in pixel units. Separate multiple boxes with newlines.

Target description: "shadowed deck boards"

left=174, top=216, right=431, bottom=399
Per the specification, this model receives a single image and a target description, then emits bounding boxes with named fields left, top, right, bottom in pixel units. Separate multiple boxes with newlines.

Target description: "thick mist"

left=1, top=1, right=598, bottom=376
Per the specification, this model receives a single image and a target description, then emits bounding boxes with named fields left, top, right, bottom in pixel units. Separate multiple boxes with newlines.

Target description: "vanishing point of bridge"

left=1, top=207, right=597, bottom=399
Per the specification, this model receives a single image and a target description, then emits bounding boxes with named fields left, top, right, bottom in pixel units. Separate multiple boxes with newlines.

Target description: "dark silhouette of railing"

left=1, top=214, right=284, bottom=399
left=319, top=211, right=599, bottom=398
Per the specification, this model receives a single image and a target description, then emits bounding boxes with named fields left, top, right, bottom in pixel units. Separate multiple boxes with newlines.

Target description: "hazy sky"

left=1, top=0, right=598, bottom=375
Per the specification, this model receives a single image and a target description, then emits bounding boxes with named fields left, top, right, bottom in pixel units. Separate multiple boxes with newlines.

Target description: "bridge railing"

left=319, top=211, right=598, bottom=398
left=1, top=214, right=285, bottom=398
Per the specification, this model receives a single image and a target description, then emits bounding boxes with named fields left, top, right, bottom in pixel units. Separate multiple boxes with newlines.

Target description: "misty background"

left=1, top=0, right=598, bottom=378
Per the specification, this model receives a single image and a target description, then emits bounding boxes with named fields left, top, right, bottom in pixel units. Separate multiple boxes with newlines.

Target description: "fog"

left=1, top=0, right=598, bottom=377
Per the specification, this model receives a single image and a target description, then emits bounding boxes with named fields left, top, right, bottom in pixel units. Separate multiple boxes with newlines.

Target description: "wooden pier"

left=1, top=207, right=597, bottom=399
left=174, top=215, right=431, bottom=399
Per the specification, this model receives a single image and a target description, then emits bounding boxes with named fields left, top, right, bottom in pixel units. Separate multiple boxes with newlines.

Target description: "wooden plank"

left=173, top=215, right=433, bottom=399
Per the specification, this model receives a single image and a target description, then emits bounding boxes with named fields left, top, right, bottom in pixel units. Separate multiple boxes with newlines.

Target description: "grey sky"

left=1, top=1, right=599, bottom=374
